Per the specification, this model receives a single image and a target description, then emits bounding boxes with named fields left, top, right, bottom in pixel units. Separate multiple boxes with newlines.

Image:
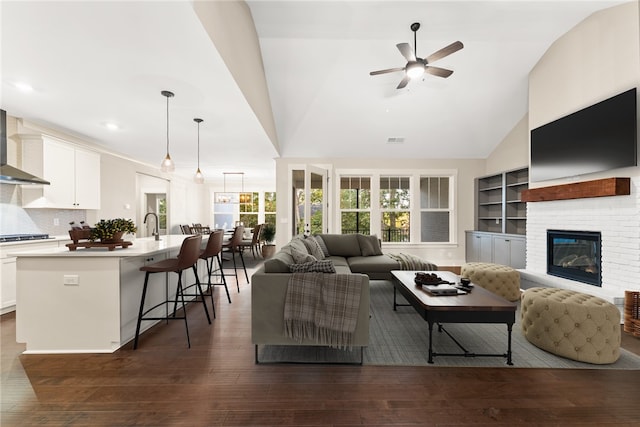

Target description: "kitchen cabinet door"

left=22, top=136, right=100, bottom=209
left=1, top=256, right=17, bottom=314
left=74, top=148, right=100, bottom=209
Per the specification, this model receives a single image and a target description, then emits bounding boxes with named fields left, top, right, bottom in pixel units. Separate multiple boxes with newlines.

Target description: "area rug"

left=257, top=281, right=640, bottom=369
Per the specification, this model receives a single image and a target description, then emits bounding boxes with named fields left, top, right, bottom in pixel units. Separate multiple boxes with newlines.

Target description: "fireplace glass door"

left=547, top=230, right=601, bottom=286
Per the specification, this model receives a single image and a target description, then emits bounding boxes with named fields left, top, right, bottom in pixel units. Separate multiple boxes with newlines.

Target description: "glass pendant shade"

left=193, top=118, right=204, bottom=184
left=160, top=90, right=175, bottom=173
left=194, top=168, right=204, bottom=184
left=161, top=153, right=175, bottom=172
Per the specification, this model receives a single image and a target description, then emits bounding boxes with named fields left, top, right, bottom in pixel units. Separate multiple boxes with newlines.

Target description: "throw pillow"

left=287, top=235, right=309, bottom=255
left=313, top=235, right=331, bottom=257
left=283, top=246, right=317, bottom=264
left=303, top=236, right=326, bottom=260
left=289, top=260, right=336, bottom=273
left=357, top=234, right=383, bottom=256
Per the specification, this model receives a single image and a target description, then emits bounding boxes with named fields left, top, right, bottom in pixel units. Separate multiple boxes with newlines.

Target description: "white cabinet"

left=22, top=135, right=100, bottom=209
left=1, top=240, right=63, bottom=314
left=465, top=231, right=526, bottom=269
left=465, top=231, right=493, bottom=263
left=493, top=235, right=526, bottom=269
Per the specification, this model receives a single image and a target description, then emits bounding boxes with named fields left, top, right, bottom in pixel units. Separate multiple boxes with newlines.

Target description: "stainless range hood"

left=0, top=109, right=50, bottom=185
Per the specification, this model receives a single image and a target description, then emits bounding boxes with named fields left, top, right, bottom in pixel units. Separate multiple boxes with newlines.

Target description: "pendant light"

left=193, top=118, right=204, bottom=184
left=160, top=90, right=175, bottom=172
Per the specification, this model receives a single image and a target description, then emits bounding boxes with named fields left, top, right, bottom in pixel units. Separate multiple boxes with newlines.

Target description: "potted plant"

left=260, top=223, right=276, bottom=259
left=90, top=218, right=137, bottom=243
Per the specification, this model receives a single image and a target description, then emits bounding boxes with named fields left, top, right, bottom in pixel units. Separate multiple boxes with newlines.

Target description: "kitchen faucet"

left=144, top=212, right=160, bottom=241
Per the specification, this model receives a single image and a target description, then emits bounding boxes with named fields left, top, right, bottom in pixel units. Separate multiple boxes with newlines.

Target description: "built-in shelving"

left=475, top=167, right=528, bottom=235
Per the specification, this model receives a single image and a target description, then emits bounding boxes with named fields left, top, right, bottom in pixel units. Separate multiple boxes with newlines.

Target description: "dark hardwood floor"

left=2, top=261, right=640, bottom=426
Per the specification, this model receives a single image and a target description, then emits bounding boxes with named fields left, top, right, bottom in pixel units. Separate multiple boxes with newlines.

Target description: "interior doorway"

left=136, top=173, right=169, bottom=238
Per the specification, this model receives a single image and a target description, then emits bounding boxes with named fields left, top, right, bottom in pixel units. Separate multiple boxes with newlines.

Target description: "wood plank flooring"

left=2, top=261, right=640, bottom=426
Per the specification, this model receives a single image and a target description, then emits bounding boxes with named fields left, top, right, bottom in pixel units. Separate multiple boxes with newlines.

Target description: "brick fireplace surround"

left=520, top=176, right=640, bottom=314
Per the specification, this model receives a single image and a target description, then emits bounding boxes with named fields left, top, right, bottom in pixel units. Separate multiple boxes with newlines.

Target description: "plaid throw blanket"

left=284, top=272, right=363, bottom=349
left=388, top=253, right=438, bottom=271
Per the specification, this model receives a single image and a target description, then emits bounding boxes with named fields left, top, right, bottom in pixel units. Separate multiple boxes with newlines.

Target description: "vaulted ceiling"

left=1, top=1, right=628, bottom=188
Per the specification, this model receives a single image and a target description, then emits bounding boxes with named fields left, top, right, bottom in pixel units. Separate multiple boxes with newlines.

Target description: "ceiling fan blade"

left=425, top=41, right=464, bottom=63
left=369, top=67, right=404, bottom=76
left=396, top=75, right=411, bottom=89
left=396, top=43, right=416, bottom=62
left=425, top=66, right=454, bottom=78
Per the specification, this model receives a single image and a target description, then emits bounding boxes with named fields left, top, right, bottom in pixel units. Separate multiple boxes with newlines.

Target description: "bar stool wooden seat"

left=133, top=235, right=210, bottom=349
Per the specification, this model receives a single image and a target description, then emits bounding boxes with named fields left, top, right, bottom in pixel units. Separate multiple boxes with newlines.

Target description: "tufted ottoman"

left=460, top=262, right=521, bottom=301
left=521, top=287, right=620, bottom=364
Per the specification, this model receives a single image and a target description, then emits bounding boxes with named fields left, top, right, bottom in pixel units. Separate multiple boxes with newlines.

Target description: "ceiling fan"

left=370, top=22, right=463, bottom=89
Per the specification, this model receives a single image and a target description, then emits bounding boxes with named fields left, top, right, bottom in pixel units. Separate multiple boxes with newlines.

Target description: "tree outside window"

left=380, top=176, right=410, bottom=242
left=340, top=177, right=371, bottom=235
left=239, top=192, right=259, bottom=228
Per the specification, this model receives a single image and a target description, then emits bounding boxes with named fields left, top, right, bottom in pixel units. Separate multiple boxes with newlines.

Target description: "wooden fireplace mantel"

left=521, top=177, right=630, bottom=202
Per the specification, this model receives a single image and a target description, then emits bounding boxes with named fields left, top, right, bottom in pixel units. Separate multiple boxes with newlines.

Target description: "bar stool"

left=222, top=225, right=249, bottom=291
left=201, top=230, right=231, bottom=304
left=133, top=235, right=210, bottom=349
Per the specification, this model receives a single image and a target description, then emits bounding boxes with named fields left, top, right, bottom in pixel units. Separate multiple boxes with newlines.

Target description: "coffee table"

left=391, top=270, right=517, bottom=365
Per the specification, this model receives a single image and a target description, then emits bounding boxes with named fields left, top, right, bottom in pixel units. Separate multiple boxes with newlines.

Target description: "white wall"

left=485, top=113, right=529, bottom=176
left=526, top=1, right=640, bottom=301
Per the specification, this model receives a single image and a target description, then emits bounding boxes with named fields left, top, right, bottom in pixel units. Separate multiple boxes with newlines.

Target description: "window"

left=420, top=177, right=450, bottom=242
left=380, top=176, right=410, bottom=242
left=264, top=191, right=276, bottom=229
left=239, top=192, right=259, bottom=228
left=340, top=177, right=371, bottom=235
left=336, top=171, right=455, bottom=244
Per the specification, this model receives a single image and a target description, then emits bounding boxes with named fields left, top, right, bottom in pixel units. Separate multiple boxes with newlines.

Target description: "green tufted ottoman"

left=521, top=287, right=620, bottom=364
left=460, top=262, right=521, bottom=302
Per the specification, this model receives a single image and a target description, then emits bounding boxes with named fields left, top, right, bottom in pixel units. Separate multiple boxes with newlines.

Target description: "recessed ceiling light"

left=105, top=122, right=119, bottom=131
left=14, top=82, right=33, bottom=92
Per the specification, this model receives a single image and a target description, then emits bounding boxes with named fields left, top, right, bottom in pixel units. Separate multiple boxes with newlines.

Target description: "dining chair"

left=222, top=225, right=249, bottom=291
left=134, top=234, right=210, bottom=349
left=240, top=223, right=263, bottom=259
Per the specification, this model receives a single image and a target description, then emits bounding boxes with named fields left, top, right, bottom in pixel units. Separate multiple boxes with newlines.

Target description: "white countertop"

left=8, top=234, right=198, bottom=258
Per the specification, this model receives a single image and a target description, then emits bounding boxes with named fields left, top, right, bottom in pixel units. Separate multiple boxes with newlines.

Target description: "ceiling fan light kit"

left=370, top=22, right=463, bottom=89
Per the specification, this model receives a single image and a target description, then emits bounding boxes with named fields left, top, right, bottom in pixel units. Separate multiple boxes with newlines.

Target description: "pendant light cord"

left=166, top=95, right=170, bottom=154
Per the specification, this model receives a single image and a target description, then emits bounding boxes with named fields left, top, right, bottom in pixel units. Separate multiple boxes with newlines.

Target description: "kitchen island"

left=12, top=235, right=208, bottom=353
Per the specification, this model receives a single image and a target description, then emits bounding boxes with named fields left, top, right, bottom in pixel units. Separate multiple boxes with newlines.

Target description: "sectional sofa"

left=251, top=233, right=436, bottom=360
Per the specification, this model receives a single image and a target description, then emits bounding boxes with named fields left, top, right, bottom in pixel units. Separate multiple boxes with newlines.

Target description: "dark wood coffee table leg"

left=428, top=321, right=434, bottom=364
left=507, top=322, right=513, bottom=366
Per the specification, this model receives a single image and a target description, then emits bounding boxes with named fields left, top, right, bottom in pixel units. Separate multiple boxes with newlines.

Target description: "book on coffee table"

left=421, top=284, right=459, bottom=296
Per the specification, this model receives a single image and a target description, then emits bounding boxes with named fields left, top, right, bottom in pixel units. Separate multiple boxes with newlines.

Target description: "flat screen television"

left=530, top=88, right=638, bottom=182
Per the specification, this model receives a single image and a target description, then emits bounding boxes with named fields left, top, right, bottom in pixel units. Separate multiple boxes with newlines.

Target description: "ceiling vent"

left=386, top=137, right=405, bottom=144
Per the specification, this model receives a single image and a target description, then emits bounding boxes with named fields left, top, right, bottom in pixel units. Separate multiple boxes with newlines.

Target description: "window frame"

left=335, top=169, right=457, bottom=246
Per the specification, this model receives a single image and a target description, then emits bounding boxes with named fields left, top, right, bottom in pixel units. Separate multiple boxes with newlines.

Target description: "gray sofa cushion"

left=325, top=255, right=349, bottom=267
left=357, top=234, right=383, bottom=256
left=348, top=255, right=400, bottom=275
left=264, top=251, right=295, bottom=273
left=318, top=234, right=361, bottom=257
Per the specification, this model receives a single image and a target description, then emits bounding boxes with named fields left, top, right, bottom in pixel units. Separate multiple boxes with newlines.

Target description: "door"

left=136, top=173, right=169, bottom=238
left=291, top=166, right=328, bottom=238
